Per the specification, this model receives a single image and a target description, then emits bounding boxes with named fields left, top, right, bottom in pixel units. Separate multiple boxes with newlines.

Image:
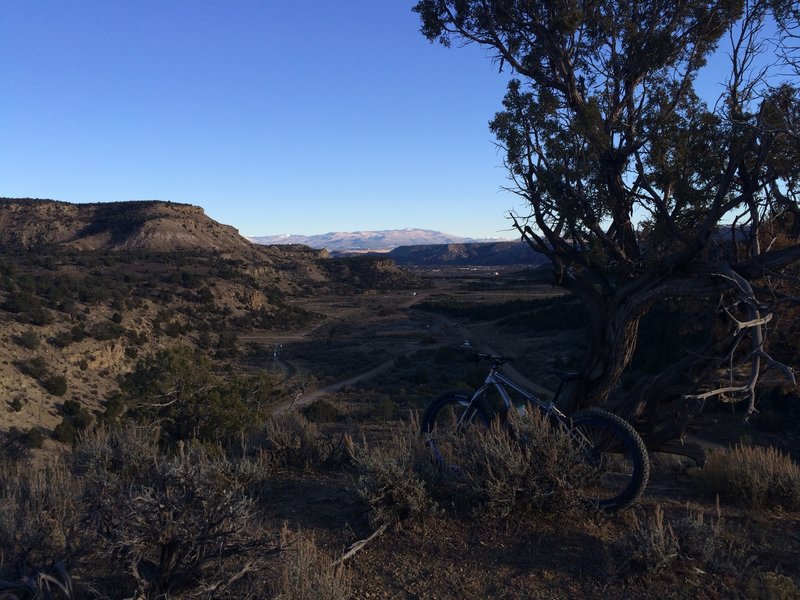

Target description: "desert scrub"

left=616, top=503, right=749, bottom=576
left=262, top=412, right=325, bottom=469
left=83, top=440, right=281, bottom=599
left=354, top=420, right=438, bottom=528
left=0, top=460, right=84, bottom=580
left=693, top=444, right=800, bottom=510
left=274, top=527, right=351, bottom=600
left=438, top=408, right=593, bottom=521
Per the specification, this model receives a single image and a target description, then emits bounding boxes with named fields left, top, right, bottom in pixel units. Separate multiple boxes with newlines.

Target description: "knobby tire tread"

left=570, top=407, right=650, bottom=511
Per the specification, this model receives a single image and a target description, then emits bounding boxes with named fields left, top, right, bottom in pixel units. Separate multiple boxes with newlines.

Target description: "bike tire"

left=420, top=390, right=493, bottom=471
left=569, top=408, right=650, bottom=511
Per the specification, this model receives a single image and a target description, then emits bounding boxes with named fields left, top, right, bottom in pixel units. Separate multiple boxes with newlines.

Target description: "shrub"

left=42, top=374, right=68, bottom=396
left=121, top=346, right=259, bottom=446
left=302, top=399, right=341, bottom=422
left=374, top=397, right=398, bottom=420
left=746, top=571, right=800, bottom=599
left=49, top=330, right=75, bottom=348
left=89, top=321, right=124, bottom=341
left=439, top=409, right=592, bottom=520
left=58, top=399, right=79, bottom=416
left=88, top=444, right=280, bottom=599
left=22, top=427, right=46, bottom=449
left=17, top=355, right=49, bottom=380
left=693, top=444, right=800, bottom=510
left=353, top=421, right=437, bottom=528
left=9, top=397, right=23, bottom=412
left=13, top=329, right=40, bottom=349
left=0, top=462, right=84, bottom=580
left=262, top=412, right=325, bottom=470
left=616, top=503, right=749, bottom=576
left=52, top=419, right=77, bottom=444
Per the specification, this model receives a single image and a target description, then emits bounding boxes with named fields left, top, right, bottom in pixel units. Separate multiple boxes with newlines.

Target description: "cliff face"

left=0, top=198, right=254, bottom=253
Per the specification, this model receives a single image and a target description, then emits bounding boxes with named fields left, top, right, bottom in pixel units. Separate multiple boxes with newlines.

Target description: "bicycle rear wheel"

left=420, top=390, right=492, bottom=471
left=569, top=408, right=650, bottom=511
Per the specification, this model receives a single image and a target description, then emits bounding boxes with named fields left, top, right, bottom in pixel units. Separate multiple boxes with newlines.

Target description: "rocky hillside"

left=0, top=199, right=423, bottom=442
left=0, top=198, right=255, bottom=253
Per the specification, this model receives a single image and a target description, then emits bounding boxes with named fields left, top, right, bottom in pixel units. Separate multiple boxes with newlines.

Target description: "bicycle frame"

left=468, top=362, right=569, bottom=421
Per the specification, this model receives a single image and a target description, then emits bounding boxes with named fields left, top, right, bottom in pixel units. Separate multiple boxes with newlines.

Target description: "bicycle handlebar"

left=468, top=352, right=513, bottom=365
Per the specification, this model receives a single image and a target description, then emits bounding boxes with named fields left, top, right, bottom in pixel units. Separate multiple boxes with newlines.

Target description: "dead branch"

left=331, top=523, right=389, bottom=566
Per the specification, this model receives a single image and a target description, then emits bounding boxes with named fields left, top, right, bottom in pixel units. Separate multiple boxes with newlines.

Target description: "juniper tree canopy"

left=414, top=0, right=800, bottom=446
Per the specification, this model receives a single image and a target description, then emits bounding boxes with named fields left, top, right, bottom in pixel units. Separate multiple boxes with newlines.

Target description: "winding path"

left=273, top=310, right=554, bottom=415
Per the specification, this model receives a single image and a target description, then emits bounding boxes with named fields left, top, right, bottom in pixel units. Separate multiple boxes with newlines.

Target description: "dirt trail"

left=274, top=310, right=554, bottom=414
left=275, top=356, right=399, bottom=415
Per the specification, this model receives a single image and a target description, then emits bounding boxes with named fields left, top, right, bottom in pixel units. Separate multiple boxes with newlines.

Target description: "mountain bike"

left=420, top=353, right=650, bottom=512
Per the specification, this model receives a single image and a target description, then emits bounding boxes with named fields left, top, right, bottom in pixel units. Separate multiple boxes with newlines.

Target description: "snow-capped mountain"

left=248, top=229, right=509, bottom=252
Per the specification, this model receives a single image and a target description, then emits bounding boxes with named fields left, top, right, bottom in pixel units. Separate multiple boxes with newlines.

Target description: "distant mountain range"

left=248, top=229, right=510, bottom=252
left=0, top=199, right=542, bottom=267
left=387, top=241, right=546, bottom=267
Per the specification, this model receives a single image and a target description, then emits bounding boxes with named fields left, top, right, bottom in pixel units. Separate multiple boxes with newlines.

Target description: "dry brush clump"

left=0, top=461, right=84, bottom=581
left=259, top=411, right=351, bottom=471
left=0, top=425, right=353, bottom=599
left=353, top=419, right=439, bottom=528
left=355, top=409, right=594, bottom=528
left=616, top=503, right=749, bottom=576
left=85, top=441, right=280, bottom=599
left=693, top=443, right=800, bottom=511
left=445, top=408, right=593, bottom=521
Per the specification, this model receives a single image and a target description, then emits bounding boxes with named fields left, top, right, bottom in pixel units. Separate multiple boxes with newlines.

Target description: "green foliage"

left=88, top=320, right=125, bottom=341
left=42, top=374, right=67, bottom=396
left=52, top=419, right=77, bottom=443
left=61, top=398, right=82, bottom=416
left=49, top=329, right=75, bottom=348
left=120, top=346, right=271, bottom=446
left=9, top=397, right=23, bottom=412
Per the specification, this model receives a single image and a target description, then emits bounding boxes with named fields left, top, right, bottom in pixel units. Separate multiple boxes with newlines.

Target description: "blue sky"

left=1, top=2, right=519, bottom=239
left=1, top=2, right=762, bottom=239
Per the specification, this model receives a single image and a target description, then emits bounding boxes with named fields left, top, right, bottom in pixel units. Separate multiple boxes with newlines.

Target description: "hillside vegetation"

left=1, top=199, right=798, bottom=599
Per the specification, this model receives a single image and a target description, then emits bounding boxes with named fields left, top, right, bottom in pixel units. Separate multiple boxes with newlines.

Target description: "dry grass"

left=275, top=526, right=352, bottom=600
left=693, top=443, right=800, bottom=510
left=0, top=460, right=84, bottom=580
left=617, top=502, right=749, bottom=576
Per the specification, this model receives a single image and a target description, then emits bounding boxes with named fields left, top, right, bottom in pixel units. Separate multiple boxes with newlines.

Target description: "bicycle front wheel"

left=420, top=390, right=492, bottom=471
left=569, top=408, right=650, bottom=511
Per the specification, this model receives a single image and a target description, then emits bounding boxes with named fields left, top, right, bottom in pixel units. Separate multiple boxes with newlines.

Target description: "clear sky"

left=1, top=1, right=522, bottom=239
left=1, top=3, right=769, bottom=240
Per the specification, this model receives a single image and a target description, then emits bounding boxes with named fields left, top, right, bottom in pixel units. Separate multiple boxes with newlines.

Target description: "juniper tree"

left=414, top=0, right=800, bottom=447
